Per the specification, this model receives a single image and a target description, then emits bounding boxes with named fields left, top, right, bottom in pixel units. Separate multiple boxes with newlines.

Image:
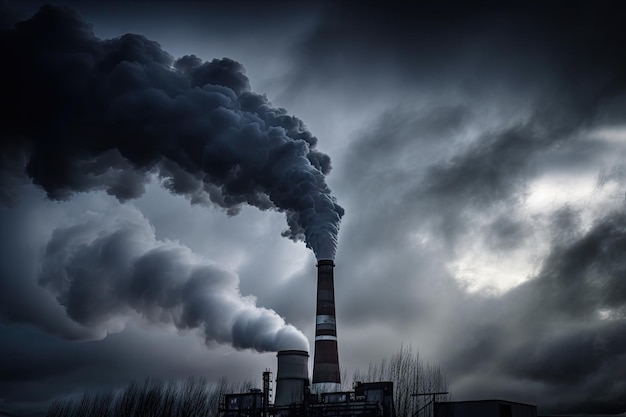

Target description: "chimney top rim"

left=277, top=349, right=309, bottom=357
left=316, top=259, right=335, bottom=267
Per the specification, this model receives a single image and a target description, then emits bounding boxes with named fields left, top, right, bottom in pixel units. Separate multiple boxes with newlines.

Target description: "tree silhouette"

left=352, top=344, right=449, bottom=417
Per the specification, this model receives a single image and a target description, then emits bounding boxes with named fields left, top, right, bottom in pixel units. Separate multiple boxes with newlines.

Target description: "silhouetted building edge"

left=435, top=399, right=537, bottom=417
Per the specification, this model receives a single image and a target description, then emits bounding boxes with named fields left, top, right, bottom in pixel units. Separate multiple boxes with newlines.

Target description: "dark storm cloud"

left=303, top=0, right=626, bottom=262
left=289, top=1, right=626, bottom=96
left=293, top=0, right=626, bottom=214
left=547, top=206, right=583, bottom=246
left=417, top=79, right=624, bottom=214
left=294, top=0, right=626, bottom=261
left=283, top=2, right=576, bottom=106
left=336, top=106, right=472, bottom=252
left=484, top=214, right=528, bottom=252
left=421, top=125, right=539, bottom=207
left=440, top=209, right=626, bottom=413
left=520, top=210, right=626, bottom=320
left=285, top=2, right=626, bottom=414
left=0, top=4, right=342, bottom=259
left=413, top=45, right=626, bottom=248
left=329, top=108, right=469, bottom=328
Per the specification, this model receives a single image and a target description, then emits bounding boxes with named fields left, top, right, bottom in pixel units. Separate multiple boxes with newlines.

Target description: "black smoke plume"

left=0, top=5, right=343, bottom=260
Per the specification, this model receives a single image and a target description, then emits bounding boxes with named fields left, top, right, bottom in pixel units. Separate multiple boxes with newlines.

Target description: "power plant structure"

left=222, top=349, right=396, bottom=417
left=220, top=260, right=397, bottom=417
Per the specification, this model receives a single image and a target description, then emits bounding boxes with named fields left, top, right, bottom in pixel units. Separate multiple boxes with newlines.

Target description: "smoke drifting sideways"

left=0, top=5, right=344, bottom=261
left=29, top=206, right=309, bottom=353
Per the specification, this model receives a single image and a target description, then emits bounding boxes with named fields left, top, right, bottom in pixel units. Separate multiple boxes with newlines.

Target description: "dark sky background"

left=2, top=1, right=626, bottom=416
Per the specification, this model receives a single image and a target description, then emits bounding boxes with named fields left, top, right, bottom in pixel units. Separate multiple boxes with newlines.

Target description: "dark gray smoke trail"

left=0, top=5, right=343, bottom=260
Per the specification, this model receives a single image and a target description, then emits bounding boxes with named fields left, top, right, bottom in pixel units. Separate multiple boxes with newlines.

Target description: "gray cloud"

left=438, top=209, right=626, bottom=413
left=304, top=4, right=624, bottom=404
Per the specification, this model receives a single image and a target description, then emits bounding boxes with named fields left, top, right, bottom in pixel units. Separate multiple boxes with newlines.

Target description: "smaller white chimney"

left=274, top=350, right=309, bottom=406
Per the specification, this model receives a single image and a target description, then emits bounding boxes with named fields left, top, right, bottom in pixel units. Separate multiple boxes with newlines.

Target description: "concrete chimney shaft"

left=274, top=350, right=309, bottom=406
left=312, top=259, right=341, bottom=387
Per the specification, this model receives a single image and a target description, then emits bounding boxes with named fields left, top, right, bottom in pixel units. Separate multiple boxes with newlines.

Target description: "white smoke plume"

left=37, top=206, right=309, bottom=352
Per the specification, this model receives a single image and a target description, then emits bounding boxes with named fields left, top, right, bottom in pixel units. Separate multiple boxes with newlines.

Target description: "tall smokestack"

left=312, top=259, right=340, bottom=390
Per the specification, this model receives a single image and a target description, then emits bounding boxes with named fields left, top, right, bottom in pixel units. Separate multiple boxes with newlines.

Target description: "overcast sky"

left=2, top=1, right=626, bottom=416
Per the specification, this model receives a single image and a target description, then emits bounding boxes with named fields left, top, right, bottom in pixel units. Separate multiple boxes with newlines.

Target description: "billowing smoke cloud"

left=0, top=196, right=309, bottom=352
left=0, top=4, right=343, bottom=260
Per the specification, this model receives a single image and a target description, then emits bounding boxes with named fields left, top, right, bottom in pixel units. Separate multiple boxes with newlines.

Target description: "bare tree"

left=352, top=344, right=449, bottom=417
left=45, top=347, right=446, bottom=417
left=45, top=377, right=256, bottom=417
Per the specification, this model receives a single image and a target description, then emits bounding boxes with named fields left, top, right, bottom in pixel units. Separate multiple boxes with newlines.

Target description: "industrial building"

left=221, top=350, right=396, bottom=417
left=434, top=400, right=537, bottom=417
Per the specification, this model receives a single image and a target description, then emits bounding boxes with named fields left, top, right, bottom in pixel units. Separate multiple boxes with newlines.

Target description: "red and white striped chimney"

left=312, top=259, right=340, bottom=391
